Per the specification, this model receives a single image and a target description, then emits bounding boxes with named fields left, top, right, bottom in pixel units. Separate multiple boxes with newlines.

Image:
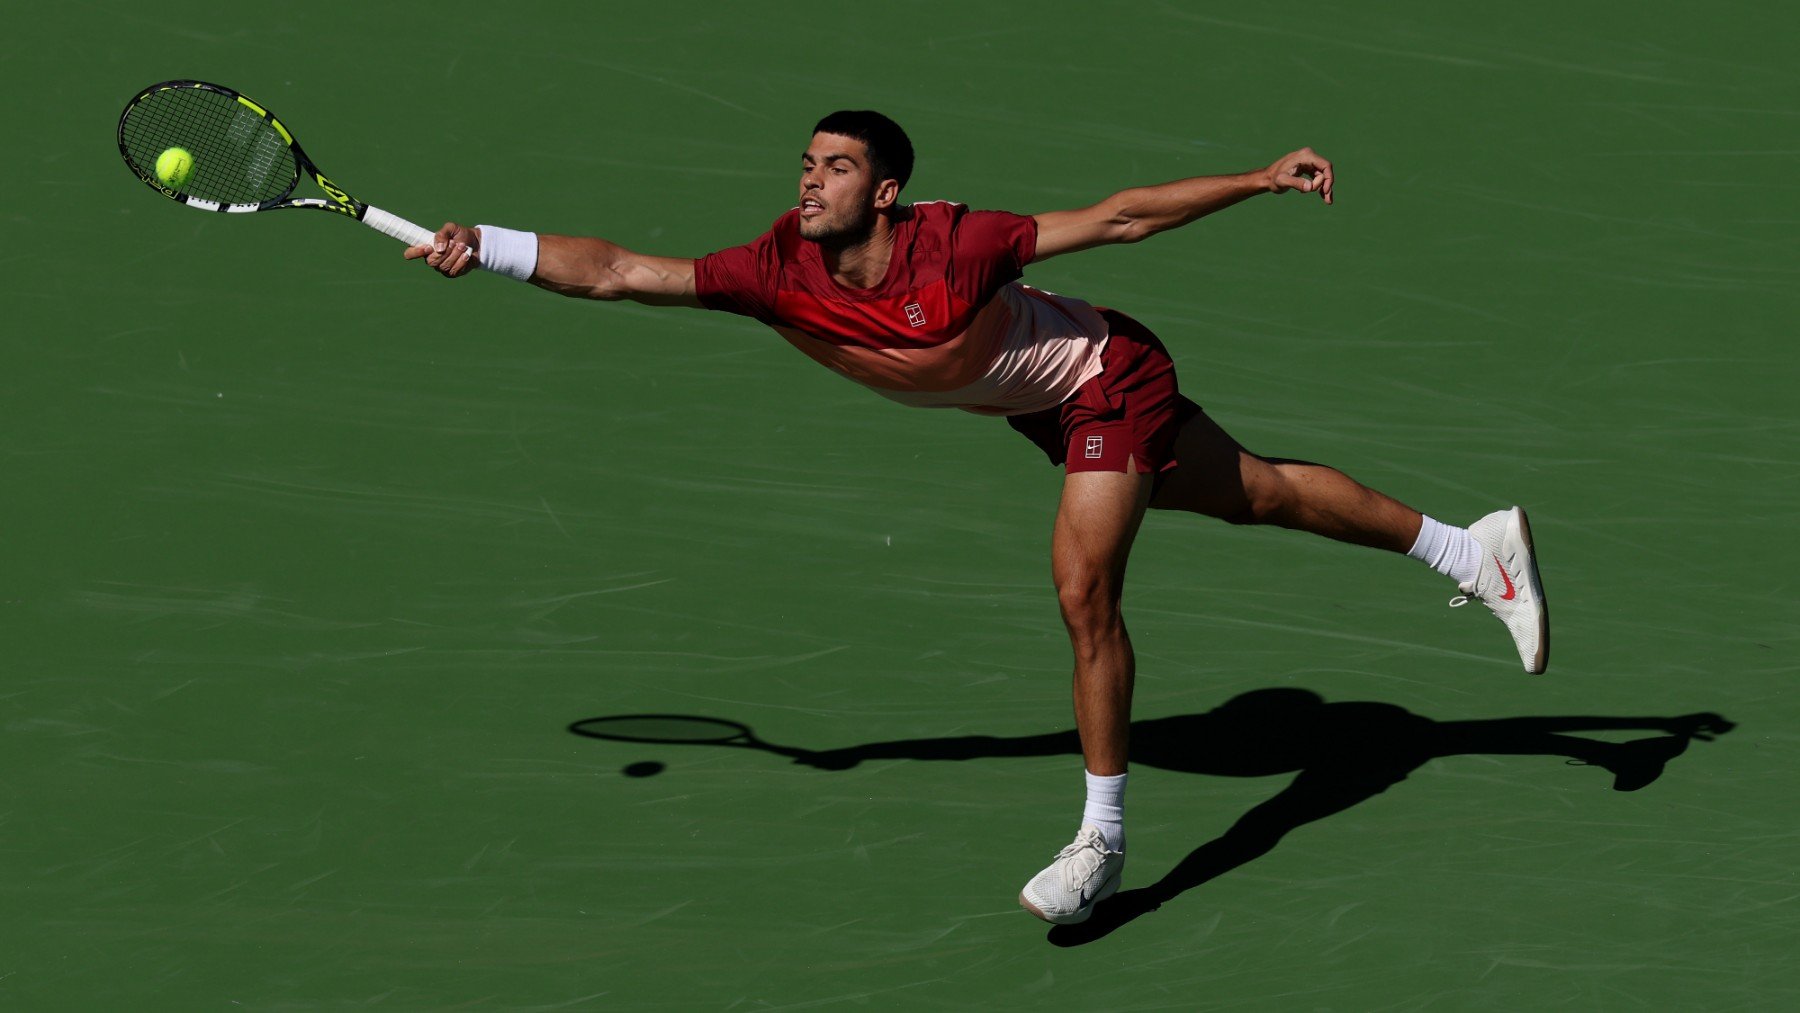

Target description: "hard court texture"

left=3, top=1, right=1796, bottom=1008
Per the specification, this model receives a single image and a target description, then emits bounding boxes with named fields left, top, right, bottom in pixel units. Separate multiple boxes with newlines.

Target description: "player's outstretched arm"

left=1031, top=148, right=1334, bottom=262
left=404, top=223, right=700, bottom=307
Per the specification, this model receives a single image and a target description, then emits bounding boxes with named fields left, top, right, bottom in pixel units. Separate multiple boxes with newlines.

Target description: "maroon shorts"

left=1007, top=309, right=1202, bottom=474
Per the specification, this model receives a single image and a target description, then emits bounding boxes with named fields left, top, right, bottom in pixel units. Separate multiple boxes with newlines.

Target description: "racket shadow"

left=567, top=691, right=1734, bottom=944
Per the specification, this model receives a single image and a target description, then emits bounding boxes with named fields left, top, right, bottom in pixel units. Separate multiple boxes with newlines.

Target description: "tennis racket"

left=116, top=80, right=433, bottom=247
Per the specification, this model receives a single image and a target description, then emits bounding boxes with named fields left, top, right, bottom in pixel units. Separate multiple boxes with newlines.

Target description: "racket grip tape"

left=361, top=205, right=436, bottom=247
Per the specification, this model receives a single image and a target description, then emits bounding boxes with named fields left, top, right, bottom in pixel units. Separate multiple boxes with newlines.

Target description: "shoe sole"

left=1513, top=506, right=1550, bottom=674
left=1019, top=866, right=1122, bottom=925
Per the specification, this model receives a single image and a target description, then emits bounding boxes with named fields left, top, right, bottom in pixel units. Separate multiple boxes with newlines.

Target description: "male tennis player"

left=404, top=111, right=1548, bottom=926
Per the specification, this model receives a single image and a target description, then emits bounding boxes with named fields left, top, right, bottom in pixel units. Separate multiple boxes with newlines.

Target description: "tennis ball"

left=155, top=147, right=196, bottom=189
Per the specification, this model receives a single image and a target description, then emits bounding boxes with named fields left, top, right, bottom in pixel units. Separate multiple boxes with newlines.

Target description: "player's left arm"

left=1031, top=148, right=1333, bottom=262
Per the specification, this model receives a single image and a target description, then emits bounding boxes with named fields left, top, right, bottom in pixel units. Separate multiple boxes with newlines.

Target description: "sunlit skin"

left=797, top=133, right=901, bottom=290
left=402, top=134, right=1428, bottom=782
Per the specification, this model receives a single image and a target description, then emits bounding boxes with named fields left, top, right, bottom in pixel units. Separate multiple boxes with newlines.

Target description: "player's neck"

left=822, top=215, right=896, bottom=291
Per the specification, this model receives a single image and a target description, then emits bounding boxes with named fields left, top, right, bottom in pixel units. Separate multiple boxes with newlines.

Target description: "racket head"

left=117, top=80, right=316, bottom=213
left=568, top=715, right=755, bottom=745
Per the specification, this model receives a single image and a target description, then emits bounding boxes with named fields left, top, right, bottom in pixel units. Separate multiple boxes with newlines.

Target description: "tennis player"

left=405, top=111, right=1548, bottom=926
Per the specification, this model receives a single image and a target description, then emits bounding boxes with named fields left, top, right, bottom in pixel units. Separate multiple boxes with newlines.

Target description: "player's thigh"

left=1148, top=410, right=1279, bottom=519
left=1053, top=469, right=1153, bottom=596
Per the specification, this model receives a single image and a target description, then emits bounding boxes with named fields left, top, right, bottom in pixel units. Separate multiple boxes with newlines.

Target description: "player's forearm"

left=1108, top=171, right=1272, bottom=242
left=526, top=235, right=638, bottom=300
left=413, top=224, right=692, bottom=302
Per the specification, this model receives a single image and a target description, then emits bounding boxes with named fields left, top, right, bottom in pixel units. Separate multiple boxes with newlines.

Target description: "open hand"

left=403, top=221, right=482, bottom=278
left=1266, top=148, right=1334, bottom=204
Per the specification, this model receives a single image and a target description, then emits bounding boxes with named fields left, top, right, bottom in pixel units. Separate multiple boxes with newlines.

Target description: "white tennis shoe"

left=1454, top=506, right=1549, bottom=673
left=1019, top=826, right=1124, bottom=925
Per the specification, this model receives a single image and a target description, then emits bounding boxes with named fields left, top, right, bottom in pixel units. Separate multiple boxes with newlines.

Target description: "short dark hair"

left=812, top=110, right=914, bottom=192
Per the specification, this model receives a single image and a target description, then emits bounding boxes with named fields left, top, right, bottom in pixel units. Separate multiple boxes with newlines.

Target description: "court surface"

left=5, top=2, right=1797, bottom=1007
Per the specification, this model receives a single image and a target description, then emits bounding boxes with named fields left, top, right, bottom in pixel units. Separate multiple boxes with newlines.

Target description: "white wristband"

left=475, top=225, right=539, bottom=281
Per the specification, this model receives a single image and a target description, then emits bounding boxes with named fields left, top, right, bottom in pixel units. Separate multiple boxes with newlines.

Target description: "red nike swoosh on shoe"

left=1495, top=555, right=1517, bottom=601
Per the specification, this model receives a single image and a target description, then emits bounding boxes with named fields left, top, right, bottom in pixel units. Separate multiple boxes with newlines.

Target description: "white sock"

left=1407, top=515, right=1482, bottom=586
left=1082, top=770, right=1127, bottom=852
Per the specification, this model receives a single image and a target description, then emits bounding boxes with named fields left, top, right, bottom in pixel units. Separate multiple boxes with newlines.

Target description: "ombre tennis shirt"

left=694, top=202, right=1110, bottom=417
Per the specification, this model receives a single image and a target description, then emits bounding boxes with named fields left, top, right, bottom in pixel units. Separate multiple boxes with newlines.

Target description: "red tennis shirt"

left=693, top=201, right=1109, bottom=416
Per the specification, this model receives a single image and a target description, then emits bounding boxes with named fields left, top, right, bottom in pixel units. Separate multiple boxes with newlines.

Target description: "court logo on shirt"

left=904, top=302, right=926, bottom=328
left=1085, top=435, right=1104, bottom=459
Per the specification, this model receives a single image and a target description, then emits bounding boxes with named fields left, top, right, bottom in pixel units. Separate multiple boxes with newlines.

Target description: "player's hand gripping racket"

left=116, top=80, right=433, bottom=247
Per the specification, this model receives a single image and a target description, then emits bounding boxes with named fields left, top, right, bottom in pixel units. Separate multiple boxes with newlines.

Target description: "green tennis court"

left=6, top=1, right=1796, bottom=1007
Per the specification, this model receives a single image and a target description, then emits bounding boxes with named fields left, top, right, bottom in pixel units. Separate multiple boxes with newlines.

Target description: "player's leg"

left=1148, top=409, right=1421, bottom=550
left=1149, top=409, right=1548, bottom=673
left=1019, top=467, right=1148, bottom=925
left=1054, top=468, right=1153, bottom=778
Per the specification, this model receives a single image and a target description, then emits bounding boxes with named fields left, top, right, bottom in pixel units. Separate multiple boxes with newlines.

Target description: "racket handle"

left=361, top=205, right=435, bottom=247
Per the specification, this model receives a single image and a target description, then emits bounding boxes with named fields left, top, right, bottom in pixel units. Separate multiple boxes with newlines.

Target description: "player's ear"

left=873, top=178, right=901, bottom=210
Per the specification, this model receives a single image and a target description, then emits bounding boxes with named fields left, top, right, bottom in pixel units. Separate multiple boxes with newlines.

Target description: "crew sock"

left=1082, top=770, right=1127, bottom=852
left=1407, top=515, right=1482, bottom=586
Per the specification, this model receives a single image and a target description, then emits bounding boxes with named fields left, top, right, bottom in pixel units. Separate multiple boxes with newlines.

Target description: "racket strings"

left=120, top=86, right=298, bottom=205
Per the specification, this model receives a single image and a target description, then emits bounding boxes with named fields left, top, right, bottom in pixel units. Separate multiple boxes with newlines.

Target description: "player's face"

left=798, top=133, right=894, bottom=247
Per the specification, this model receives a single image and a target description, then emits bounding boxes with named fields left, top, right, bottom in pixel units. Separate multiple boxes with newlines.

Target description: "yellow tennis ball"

left=155, top=147, right=195, bottom=189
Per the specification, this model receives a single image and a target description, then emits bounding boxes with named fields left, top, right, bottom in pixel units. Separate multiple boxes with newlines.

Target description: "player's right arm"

left=404, top=223, right=700, bottom=307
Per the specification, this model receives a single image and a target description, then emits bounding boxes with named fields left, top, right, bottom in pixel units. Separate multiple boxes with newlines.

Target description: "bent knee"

left=1217, top=462, right=1290, bottom=525
left=1157, top=448, right=1290, bottom=525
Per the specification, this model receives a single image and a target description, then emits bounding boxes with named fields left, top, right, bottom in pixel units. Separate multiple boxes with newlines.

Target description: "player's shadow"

left=569, top=689, right=1733, bottom=945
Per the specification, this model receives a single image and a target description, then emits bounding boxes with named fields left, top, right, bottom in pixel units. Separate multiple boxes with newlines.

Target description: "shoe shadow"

left=569, top=690, right=1734, bottom=945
